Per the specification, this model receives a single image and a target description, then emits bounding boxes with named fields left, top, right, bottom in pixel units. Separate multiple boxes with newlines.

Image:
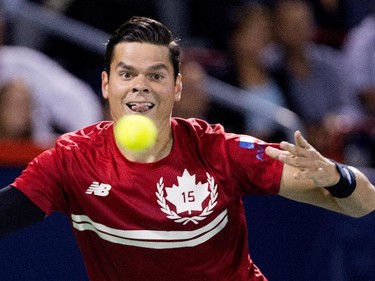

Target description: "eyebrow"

left=115, top=62, right=169, bottom=72
left=115, top=62, right=134, bottom=71
left=148, top=63, right=169, bottom=72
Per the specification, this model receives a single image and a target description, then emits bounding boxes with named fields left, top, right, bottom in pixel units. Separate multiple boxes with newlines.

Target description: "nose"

left=132, top=75, right=150, bottom=93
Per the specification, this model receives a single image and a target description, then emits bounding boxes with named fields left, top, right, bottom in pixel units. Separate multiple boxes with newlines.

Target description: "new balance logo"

left=86, top=182, right=112, bottom=197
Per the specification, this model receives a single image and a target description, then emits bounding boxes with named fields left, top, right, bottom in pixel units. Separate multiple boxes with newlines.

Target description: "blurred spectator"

left=0, top=46, right=104, bottom=148
left=0, top=79, right=46, bottom=165
left=310, top=0, right=348, bottom=48
left=38, top=0, right=159, bottom=96
left=210, top=2, right=288, bottom=142
left=173, top=51, right=245, bottom=134
left=172, top=61, right=210, bottom=120
left=343, top=4, right=375, bottom=115
left=139, top=42, right=281, bottom=139
left=0, top=79, right=32, bottom=139
left=341, top=3, right=375, bottom=167
left=266, top=0, right=361, bottom=160
left=0, top=17, right=103, bottom=148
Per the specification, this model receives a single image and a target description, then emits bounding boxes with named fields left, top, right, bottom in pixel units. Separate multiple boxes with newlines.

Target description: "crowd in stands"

left=1, top=1, right=375, bottom=280
left=1, top=0, right=375, bottom=168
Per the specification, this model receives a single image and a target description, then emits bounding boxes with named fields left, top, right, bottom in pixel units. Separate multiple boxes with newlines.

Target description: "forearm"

left=333, top=167, right=375, bottom=217
left=279, top=164, right=375, bottom=218
left=0, top=185, right=45, bottom=237
left=266, top=131, right=375, bottom=218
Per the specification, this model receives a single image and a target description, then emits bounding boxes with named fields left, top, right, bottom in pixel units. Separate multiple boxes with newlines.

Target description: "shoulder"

left=172, top=117, right=250, bottom=151
left=172, top=117, right=261, bottom=143
left=172, top=117, right=226, bottom=137
left=56, top=121, right=113, bottom=150
left=172, top=117, right=233, bottom=157
left=18, top=122, right=114, bottom=185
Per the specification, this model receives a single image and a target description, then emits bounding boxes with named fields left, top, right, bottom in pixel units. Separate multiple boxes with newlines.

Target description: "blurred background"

left=1, top=0, right=375, bottom=280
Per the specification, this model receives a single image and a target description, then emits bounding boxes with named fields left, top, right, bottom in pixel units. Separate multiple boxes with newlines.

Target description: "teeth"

left=127, top=102, right=154, bottom=112
left=128, top=102, right=153, bottom=107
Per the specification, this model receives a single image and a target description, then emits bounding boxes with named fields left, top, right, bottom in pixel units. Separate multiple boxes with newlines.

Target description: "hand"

left=265, top=131, right=340, bottom=188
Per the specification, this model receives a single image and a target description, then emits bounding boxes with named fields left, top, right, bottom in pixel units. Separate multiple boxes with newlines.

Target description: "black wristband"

left=324, top=162, right=357, bottom=198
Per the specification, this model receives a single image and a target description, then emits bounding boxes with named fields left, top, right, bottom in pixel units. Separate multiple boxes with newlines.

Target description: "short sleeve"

left=12, top=148, right=67, bottom=215
left=227, top=135, right=283, bottom=195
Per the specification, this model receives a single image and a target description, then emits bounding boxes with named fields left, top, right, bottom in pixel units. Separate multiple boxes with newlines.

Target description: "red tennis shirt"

left=13, top=117, right=283, bottom=281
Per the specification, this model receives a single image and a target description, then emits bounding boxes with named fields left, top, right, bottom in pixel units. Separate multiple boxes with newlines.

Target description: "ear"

left=174, top=73, right=182, bottom=102
left=101, top=71, right=109, bottom=99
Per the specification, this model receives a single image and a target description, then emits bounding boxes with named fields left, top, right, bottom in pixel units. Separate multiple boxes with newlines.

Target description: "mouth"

left=126, top=102, right=155, bottom=113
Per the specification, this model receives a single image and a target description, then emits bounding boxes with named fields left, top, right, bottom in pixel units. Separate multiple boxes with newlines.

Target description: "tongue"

left=131, top=104, right=149, bottom=112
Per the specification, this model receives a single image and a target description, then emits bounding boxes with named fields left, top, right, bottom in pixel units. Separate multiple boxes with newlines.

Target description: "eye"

left=120, top=71, right=132, bottom=79
left=150, top=73, right=163, bottom=81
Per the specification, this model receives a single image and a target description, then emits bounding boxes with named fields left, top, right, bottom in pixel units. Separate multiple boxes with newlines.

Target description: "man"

left=1, top=16, right=374, bottom=281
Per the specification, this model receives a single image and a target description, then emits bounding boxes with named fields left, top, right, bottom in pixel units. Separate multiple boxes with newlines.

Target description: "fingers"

left=281, top=131, right=313, bottom=157
left=268, top=131, right=335, bottom=187
left=265, top=146, right=284, bottom=160
left=267, top=131, right=318, bottom=164
left=294, top=130, right=310, bottom=149
left=280, top=141, right=307, bottom=159
left=273, top=131, right=320, bottom=169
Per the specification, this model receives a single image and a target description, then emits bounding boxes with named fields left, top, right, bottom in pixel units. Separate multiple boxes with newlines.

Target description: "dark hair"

left=104, top=16, right=181, bottom=80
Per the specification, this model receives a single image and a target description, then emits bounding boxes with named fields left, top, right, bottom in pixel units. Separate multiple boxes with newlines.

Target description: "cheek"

left=106, top=80, right=127, bottom=100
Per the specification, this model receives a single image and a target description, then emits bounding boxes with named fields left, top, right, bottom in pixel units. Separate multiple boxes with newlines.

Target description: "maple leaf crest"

left=165, top=169, right=210, bottom=215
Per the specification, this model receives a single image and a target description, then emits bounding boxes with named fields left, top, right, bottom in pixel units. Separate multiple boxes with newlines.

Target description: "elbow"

left=344, top=205, right=375, bottom=218
left=347, top=212, right=367, bottom=218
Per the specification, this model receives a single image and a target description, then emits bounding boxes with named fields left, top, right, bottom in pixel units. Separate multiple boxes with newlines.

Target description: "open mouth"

left=126, top=102, right=155, bottom=112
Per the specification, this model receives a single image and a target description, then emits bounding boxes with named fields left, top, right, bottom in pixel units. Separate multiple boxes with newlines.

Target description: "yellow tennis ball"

left=114, top=115, right=157, bottom=152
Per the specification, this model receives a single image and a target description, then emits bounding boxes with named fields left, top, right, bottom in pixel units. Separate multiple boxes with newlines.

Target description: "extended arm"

left=0, top=185, right=45, bottom=237
left=265, top=131, right=375, bottom=217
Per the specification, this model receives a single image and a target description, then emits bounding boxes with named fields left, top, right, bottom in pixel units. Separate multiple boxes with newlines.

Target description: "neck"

left=117, top=121, right=174, bottom=163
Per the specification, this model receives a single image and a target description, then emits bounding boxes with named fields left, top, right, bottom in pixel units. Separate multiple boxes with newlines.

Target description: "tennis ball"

left=114, top=115, right=157, bottom=152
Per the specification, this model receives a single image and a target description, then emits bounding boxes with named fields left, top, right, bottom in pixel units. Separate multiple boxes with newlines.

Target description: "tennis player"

left=1, top=16, right=374, bottom=281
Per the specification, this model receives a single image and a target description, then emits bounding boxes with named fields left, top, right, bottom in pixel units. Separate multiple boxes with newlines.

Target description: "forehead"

left=111, top=42, right=172, bottom=70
